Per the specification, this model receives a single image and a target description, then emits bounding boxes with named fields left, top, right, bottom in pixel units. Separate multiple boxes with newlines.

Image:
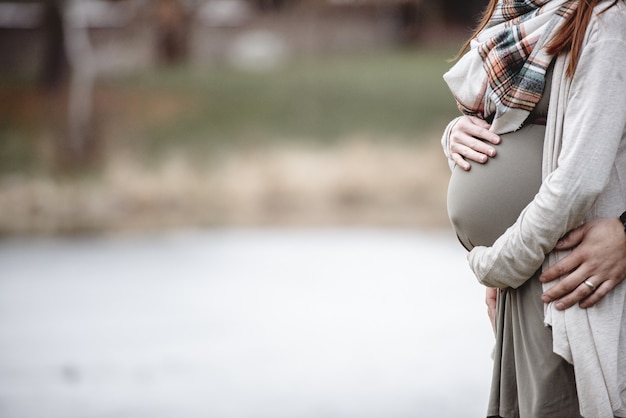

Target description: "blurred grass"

left=1, top=47, right=460, bottom=172
left=102, top=46, right=459, bottom=159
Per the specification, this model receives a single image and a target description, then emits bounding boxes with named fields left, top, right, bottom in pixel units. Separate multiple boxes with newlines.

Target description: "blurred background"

left=0, top=1, right=494, bottom=417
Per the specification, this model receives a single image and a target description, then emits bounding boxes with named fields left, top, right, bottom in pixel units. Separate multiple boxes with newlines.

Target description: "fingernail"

left=541, top=294, right=550, bottom=302
left=556, top=302, right=565, bottom=310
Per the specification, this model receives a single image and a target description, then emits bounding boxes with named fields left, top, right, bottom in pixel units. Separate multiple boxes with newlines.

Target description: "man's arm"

left=540, top=217, right=626, bottom=310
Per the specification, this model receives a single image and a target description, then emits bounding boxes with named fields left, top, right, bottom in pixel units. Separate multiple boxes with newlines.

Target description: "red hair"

left=457, top=0, right=622, bottom=77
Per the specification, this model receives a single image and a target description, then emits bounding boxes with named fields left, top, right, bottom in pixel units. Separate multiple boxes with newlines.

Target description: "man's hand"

left=540, top=218, right=626, bottom=310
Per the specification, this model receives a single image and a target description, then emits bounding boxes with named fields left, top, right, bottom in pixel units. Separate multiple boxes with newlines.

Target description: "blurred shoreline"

left=0, top=138, right=451, bottom=236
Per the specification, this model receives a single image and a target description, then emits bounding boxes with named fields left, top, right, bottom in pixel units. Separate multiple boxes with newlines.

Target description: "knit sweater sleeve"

left=468, top=12, right=626, bottom=288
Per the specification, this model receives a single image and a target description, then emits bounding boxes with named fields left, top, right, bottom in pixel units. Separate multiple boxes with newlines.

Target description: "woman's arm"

left=469, top=21, right=626, bottom=288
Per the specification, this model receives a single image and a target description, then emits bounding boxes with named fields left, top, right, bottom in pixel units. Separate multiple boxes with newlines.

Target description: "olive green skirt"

left=487, top=271, right=582, bottom=418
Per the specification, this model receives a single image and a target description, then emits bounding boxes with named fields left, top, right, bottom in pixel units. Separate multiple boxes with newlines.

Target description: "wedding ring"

left=583, top=280, right=597, bottom=292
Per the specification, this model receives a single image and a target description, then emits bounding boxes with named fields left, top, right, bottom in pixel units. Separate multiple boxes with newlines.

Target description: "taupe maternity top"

left=446, top=83, right=550, bottom=250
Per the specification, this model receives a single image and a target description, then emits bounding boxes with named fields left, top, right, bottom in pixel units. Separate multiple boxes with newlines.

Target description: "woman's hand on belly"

left=449, top=115, right=501, bottom=171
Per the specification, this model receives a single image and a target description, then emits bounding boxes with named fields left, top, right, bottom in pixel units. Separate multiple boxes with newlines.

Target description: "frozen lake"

left=0, top=228, right=494, bottom=418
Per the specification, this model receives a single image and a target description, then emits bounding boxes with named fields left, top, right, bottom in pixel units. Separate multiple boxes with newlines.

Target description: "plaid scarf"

left=444, top=0, right=578, bottom=134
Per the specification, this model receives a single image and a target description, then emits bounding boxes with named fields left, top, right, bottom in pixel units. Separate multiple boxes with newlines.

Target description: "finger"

left=485, top=288, right=498, bottom=332
left=449, top=118, right=498, bottom=165
left=467, top=115, right=491, bottom=129
left=579, top=279, right=615, bottom=309
left=552, top=279, right=597, bottom=311
left=451, top=153, right=471, bottom=171
left=457, top=127, right=500, bottom=152
left=488, top=308, right=496, bottom=333
left=541, top=263, right=589, bottom=302
left=540, top=250, right=585, bottom=284
left=555, top=225, right=585, bottom=250
left=466, top=116, right=501, bottom=145
left=452, top=118, right=498, bottom=151
left=450, top=139, right=493, bottom=163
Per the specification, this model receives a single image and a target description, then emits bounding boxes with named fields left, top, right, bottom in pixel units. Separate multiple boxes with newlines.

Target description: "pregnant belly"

left=447, top=124, right=545, bottom=250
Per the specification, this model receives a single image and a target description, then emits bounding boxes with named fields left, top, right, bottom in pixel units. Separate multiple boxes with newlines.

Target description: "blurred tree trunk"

left=154, top=0, right=188, bottom=64
left=39, top=0, right=98, bottom=166
left=395, top=1, right=426, bottom=44
left=40, top=0, right=68, bottom=90
left=254, top=0, right=289, bottom=12
left=63, top=0, right=97, bottom=162
left=442, top=0, right=487, bottom=25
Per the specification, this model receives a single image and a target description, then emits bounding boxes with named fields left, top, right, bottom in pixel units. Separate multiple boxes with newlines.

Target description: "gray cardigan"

left=442, top=3, right=626, bottom=416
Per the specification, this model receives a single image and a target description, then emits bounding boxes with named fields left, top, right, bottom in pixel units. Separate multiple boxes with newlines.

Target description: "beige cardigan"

left=442, top=3, right=626, bottom=416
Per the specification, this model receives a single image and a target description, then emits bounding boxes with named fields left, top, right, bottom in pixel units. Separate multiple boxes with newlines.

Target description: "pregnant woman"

left=441, top=1, right=626, bottom=417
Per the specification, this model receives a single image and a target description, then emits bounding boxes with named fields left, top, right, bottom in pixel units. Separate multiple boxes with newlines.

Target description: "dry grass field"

left=0, top=138, right=451, bottom=234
